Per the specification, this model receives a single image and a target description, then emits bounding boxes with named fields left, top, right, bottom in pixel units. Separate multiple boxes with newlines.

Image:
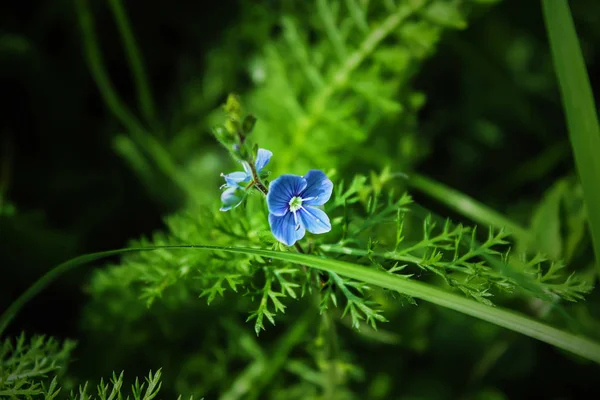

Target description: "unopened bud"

left=224, top=93, right=242, bottom=120
left=242, top=114, right=257, bottom=134
left=213, top=124, right=234, bottom=145
left=225, top=117, right=242, bottom=136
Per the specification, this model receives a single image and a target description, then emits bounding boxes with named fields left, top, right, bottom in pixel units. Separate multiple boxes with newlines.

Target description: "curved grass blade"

left=0, top=248, right=142, bottom=336
left=1, top=245, right=600, bottom=364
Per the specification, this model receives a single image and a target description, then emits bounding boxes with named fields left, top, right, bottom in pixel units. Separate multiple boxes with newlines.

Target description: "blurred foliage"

left=2, top=0, right=600, bottom=399
left=74, top=0, right=493, bottom=206
left=0, top=336, right=191, bottom=400
left=0, top=334, right=75, bottom=398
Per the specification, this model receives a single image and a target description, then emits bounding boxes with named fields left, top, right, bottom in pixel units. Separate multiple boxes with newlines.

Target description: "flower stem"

left=292, top=232, right=339, bottom=397
left=293, top=242, right=305, bottom=254
left=246, top=153, right=338, bottom=389
left=322, top=307, right=340, bottom=398
left=254, top=181, right=268, bottom=195
left=246, top=158, right=269, bottom=196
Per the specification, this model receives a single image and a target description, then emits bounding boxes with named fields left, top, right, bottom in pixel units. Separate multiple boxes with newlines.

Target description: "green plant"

left=2, top=0, right=600, bottom=398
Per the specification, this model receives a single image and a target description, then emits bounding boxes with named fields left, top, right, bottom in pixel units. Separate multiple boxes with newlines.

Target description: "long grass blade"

left=2, top=245, right=600, bottom=364
left=405, top=173, right=531, bottom=243
left=542, top=0, right=600, bottom=273
left=107, top=0, right=158, bottom=131
left=76, top=0, right=144, bottom=136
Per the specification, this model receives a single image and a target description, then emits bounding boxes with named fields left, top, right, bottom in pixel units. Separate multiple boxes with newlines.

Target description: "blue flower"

left=267, top=170, right=333, bottom=246
left=220, top=148, right=272, bottom=211
left=219, top=187, right=245, bottom=212
left=221, top=148, right=272, bottom=188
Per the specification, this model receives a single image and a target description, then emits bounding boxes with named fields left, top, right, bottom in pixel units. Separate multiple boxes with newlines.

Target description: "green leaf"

left=423, top=1, right=467, bottom=29
left=542, top=0, right=600, bottom=274
left=529, top=179, right=566, bottom=259
left=3, top=245, right=600, bottom=364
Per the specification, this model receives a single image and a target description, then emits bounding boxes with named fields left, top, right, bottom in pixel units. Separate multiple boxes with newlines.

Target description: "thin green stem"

left=321, top=244, right=463, bottom=273
left=76, top=0, right=144, bottom=137
left=222, top=309, right=315, bottom=400
left=322, top=307, right=340, bottom=398
left=297, top=236, right=340, bottom=397
left=468, top=339, right=511, bottom=385
left=344, top=0, right=370, bottom=34
left=404, top=173, right=532, bottom=245
left=294, top=242, right=305, bottom=254
left=3, top=245, right=600, bottom=364
left=107, top=0, right=158, bottom=131
left=0, top=248, right=140, bottom=336
left=246, top=156, right=269, bottom=196
left=317, top=0, right=348, bottom=62
left=281, top=17, right=325, bottom=89
left=76, top=0, right=194, bottom=197
left=254, top=181, right=268, bottom=196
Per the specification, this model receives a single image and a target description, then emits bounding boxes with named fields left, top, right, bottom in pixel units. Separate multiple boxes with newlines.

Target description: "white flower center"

left=289, top=196, right=303, bottom=212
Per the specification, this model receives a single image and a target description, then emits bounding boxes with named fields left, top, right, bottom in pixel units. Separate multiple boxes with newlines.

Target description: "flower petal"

left=222, top=171, right=249, bottom=188
left=220, top=187, right=244, bottom=211
left=300, top=170, right=333, bottom=206
left=255, top=148, right=272, bottom=172
left=298, top=205, right=331, bottom=234
left=242, top=161, right=252, bottom=177
left=267, top=174, right=307, bottom=216
left=269, top=212, right=306, bottom=246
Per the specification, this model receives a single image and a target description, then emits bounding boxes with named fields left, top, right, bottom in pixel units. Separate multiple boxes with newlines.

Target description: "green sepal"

left=242, top=114, right=257, bottom=134
left=213, top=124, right=235, bottom=146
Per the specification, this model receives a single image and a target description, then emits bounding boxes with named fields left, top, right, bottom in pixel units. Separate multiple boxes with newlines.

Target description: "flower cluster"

left=220, top=148, right=332, bottom=246
left=220, top=148, right=272, bottom=211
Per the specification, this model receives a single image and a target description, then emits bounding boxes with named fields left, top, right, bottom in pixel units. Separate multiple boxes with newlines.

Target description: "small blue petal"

left=242, top=161, right=252, bottom=177
left=220, top=187, right=244, bottom=212
left=255, top=148, right=272, bottom=172
left=300, top=170, right=333, bottom=206
left=222, top=171, right=249, bottom=188
left=267, top=174, right=307, bottom=216
left=269, top=212, right=306, bottom=246
left=298, top=206, right=331, bottom=234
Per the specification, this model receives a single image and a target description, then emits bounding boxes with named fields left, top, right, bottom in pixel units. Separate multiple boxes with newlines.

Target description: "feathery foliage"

left=0, top=334, right=196, bottom=400
left=68, top=369, right=196, bottom=400
left=4, top=0, right=600, bottom=398
left=0, top=334, right=74, bottom=399
left=244, top=0, right=480, bottom=174
left=83, top=166, right=593, bottom=335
